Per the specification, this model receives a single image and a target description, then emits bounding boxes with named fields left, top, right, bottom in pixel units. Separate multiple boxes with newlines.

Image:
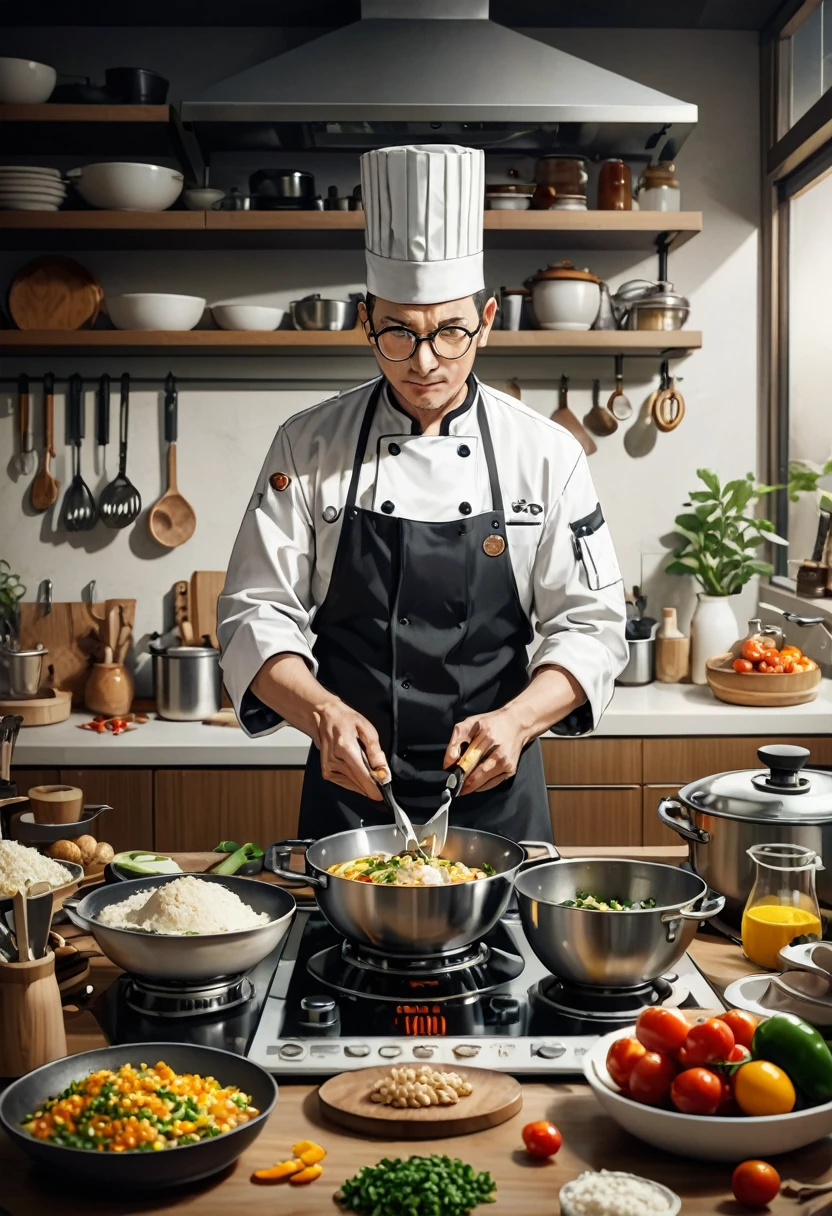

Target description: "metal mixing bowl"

left=290, top=294, right=358, bottom=330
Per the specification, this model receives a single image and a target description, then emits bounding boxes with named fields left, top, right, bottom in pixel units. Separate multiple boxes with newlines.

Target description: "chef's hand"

left=315, top=699, right=387, bottom=801
left=443, top=706, right=527, bottom=796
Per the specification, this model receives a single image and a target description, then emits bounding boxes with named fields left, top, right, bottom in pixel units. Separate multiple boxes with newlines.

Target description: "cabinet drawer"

left=541, top=738, right=642, bottom=785
left=643, top=785, right=684, bottom=848
left=155, top=769, right=305, bottom=853
left=643, top=736, right=832, bottom=785
left=547, top=786, right=642, bottom=847
left=61, top=769, right=153, bottom=855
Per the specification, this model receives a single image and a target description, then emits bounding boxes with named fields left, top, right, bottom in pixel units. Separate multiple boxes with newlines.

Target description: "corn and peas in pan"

left=21, top=1061, right=258, bottom=1152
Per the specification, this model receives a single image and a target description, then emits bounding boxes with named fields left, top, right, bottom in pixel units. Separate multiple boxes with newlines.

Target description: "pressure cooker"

left=657, top=744, right=832, bottom=926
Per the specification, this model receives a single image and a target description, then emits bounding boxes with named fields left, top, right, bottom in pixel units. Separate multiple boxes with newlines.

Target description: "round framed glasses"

left=369, top=321, right=483, bottom=362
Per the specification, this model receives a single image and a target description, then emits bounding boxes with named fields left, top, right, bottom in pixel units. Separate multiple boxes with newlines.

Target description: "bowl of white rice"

left=63, top=872, right=296, bottom=982
left=559, top=1171, right=681, bottom=1216
left=0, top=839, right=84, bottom=915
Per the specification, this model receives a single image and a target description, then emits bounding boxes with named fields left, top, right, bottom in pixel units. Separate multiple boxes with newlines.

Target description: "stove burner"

left=307, top=940, right=524, bottom=1004
left=124, top=975, right=254, bottom=1019
left=530, top=972, right=691, bottom=1026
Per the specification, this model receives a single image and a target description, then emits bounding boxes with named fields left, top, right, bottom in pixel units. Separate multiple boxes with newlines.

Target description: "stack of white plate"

left=0, top=166, right=67, bottom=211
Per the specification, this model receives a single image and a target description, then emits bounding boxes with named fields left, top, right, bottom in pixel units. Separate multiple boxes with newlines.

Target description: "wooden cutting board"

left=318, top=1065, right=523, bottom=1139
left=8, top=256, right=103, bottom=331
left=18, top=599, right=136, bottom=706
left=189, top=570, right=225, bottom=646
left=0, top=688, right=71, bottom=726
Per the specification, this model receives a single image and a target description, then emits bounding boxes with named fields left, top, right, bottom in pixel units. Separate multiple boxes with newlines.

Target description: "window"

left=777, top=0, right=832, bottom=136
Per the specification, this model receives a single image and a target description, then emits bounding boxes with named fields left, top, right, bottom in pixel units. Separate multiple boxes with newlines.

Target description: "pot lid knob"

left=753, top=744, right=812, bottom=795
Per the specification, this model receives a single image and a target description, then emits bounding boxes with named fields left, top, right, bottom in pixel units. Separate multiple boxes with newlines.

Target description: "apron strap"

left=477, top=393, right=504, bottom=514
left=345, top=379, right=384, bottom=512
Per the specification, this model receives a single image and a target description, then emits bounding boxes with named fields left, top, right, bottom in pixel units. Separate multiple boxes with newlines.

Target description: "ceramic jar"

left=635, top=161, right=681, bottom=211
left=84, top=661, right=134, bottom=717
left=690, top=594, right=739, bottom=685
left=531, top=262, right=601, bottom=331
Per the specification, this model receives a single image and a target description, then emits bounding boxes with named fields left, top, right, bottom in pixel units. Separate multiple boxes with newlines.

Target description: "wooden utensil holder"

left=0, top=949, right=67, bottom=1078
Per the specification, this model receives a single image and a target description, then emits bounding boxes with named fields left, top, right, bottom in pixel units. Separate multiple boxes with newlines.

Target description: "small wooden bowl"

left=706, top=653, right=822, bottom=707
left=27, top=785, right=83, bottom=825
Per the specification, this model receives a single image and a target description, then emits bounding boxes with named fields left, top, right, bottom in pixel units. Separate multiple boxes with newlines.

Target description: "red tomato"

left=681, top=1018, right=735, bottom=1066
left=718, top=1012, right=757, bottom=1051
left=670, top=1067, right=724, bottom=1115
left=606, top=1036, right=646, bottom=1089
left=733, top=658, right=754, bottom=673
left=780, top=658, right=796, bottom=674
left=717, top=1078, right=741, bottom=1116
left=521, top=1121, right=562, bottom=1158
left=732, top=1160, right=780, bottom=1207
left=728, top=1044, right=752, bottom=1064
left=635, top=1007, right=690, bottom=1054
left=628, top=1050, right=677, bottom=1106
left=741, top=639, right=765, bottom=662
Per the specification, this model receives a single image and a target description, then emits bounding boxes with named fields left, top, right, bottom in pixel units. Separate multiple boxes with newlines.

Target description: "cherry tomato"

left=733, top=1060, right=795, bottom=1117
left=521, top=1120, right=562, bottom=1158
left=780, top=658, right=796, bottom=674
left=717, top=1078, right=741, bottom=1116
left=628, top=1050, right=676, bottom=1106
left=757, top=662, right=775, bottom=674
left=732, top=1160, right=781, bottom=1208
left=635, top=1007, right=690, bottom=1054
left=733, top=658, right=754, bottom=673
left=681, top=1018, right=735, bottom=1066
left=718, top=1010, right=758, bottom=1050
left=761, top=648, right=781, bottom=662
left=606, top=1036, right=646, bottom=1089
left=670, top=1067, right=724, bottom=1115
left=741, top=639, right=765, bottom=662
left=728, top=1044, right=752, bottom=1064
left=759, top=636, right=779, bottom=651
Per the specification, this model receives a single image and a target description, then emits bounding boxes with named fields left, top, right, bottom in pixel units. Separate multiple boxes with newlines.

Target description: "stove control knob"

left=300, top=995, right=337, bottom=1026
left=453, top=1044, right=481, bottom=1059
left=278, top=1043, right=305, bottom=1060
left=345, top=1044, right=371, bottom=1058
left=534, top=1042, right=567, bottom=1060
left=378, top=1045, right=403, bottom=1059
left=489, top=996, right=521, bottom=1026
left=412, top=1045, right=435, bottom=1059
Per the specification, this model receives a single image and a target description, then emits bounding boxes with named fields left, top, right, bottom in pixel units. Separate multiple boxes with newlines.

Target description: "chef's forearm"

left=251, top=653, right=340, bottom=747
left=507, top=665, right=587, bottom=744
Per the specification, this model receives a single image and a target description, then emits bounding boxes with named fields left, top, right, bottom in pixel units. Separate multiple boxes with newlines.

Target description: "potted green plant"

left=0, top=561, right=25, bottom=642
left=666, top=469, right=785, bottom=684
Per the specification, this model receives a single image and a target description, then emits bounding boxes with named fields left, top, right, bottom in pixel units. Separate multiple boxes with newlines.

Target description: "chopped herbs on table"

left=335, top=1154, right=496, bottom=1215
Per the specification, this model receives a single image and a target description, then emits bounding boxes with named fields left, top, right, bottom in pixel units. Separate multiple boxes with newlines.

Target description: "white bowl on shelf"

left=532, top=278, right=600, bottom=331
left=67, top=162, right=184, bottom=211
left=585, top=1028, right=832, bottom=1161
left=211, top=303, right=284, bottom=331
left=0, top=58, right=57, bottom=104
left=105, top=293, right=206, bottom=331
left=184, top=188, right=225, bottom=211
left=487, top=196, right=531, bottom=211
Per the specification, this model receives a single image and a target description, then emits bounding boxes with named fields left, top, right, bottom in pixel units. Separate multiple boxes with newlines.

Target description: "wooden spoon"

left=148, top=374, right=196, bottom=548
left=584, top=378, right=618, bottom=437
left=551, top=374, right=597, bottom=456
left=31, top=372, right=60, bottom=511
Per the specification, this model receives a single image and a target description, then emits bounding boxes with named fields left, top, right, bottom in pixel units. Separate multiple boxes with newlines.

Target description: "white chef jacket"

left=218, top=376, right=628, bottom=738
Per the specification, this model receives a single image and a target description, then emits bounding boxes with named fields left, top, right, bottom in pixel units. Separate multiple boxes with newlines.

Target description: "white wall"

left=0, top=27, right=761, bottom=672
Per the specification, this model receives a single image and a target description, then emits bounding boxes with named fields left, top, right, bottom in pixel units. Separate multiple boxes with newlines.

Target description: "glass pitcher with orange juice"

left=741, top=843, right=823, bottom=970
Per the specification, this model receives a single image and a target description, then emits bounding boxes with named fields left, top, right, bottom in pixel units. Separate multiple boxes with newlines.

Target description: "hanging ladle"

left=607, top=354, right=633, bottom=421
left=148, top=373, right=196, bottom=548
left=62, top=373, right=97, bottom=533
left=584, top=377, right=618, bottom=437
left=99, top=373, right=142, bottom=529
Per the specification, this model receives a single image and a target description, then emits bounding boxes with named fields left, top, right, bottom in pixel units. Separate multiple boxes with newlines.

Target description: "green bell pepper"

left=752, top=1011, right=832, bottom=1103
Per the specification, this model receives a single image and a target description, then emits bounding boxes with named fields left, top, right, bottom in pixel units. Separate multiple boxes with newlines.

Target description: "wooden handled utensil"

left=148, top=373, right=196, bottom=549
left=607, top=354, right=633, bottom=421
left=15, top=374, right=36, bottom=475
left=552, top=374, right=597, bottom=456
left=584, top=377, right=618, bottom=437
left=652, top=361, right=686, bottom=432
left=31, top=372, right=59, bottom=511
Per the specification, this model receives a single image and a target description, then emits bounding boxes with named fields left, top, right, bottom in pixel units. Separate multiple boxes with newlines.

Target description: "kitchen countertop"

left=11, top=679, right=832, bottom=767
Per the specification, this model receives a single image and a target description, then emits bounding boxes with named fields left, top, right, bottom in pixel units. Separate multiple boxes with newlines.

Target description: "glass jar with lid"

left=635, top=162, right=681, bottom=212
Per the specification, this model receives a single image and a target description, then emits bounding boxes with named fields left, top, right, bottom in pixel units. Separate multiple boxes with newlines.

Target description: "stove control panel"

left=253, top=1035, right=602, bottom=1075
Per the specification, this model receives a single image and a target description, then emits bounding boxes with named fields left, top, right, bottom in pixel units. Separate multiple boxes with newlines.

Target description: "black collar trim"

left=384, top=375, right=478, bottom=436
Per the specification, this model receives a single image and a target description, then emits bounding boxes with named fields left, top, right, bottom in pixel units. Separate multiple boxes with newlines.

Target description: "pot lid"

left=159, top=646, right=218, bottom=658
left=532, top=261, right=600, bottom=284
left=0, top=646, right=46, bottom=657
left=679, top=746, right=832, bottom=824
left=630, top=281, right=689, bottom=310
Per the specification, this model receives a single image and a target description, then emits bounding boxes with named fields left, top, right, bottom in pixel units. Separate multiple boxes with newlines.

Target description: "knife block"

left=0, top=950, right=67, bottom=1078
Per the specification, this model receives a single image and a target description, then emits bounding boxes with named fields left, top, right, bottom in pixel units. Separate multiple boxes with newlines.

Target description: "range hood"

left=182, top=0, right=697, bottom=159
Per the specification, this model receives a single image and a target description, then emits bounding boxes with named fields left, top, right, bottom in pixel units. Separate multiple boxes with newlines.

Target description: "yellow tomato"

left=780, top=645, right=803, bottom=660
left=732, top=1060, right=796, bottom=1117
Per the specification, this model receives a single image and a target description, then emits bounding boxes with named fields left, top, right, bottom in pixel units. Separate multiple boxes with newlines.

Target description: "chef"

left=218, top=144, right=627, bottom=842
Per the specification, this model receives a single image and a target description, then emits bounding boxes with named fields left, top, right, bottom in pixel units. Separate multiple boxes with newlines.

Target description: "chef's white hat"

left=361, top=144, right=485, bottom=305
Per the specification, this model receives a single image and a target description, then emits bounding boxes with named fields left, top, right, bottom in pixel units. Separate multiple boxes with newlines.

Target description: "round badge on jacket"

left=270, top=471, right=291, bottom=492
left=483, top=534, right=506, bottom=557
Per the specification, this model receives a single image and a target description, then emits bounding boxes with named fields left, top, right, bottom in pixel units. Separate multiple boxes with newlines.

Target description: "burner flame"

left=395, top=1004, right=447, bottom=1036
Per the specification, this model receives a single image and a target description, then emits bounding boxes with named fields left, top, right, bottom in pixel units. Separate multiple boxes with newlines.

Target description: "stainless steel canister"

left=152, top=646, right=221, bottom=720
left=616, top=636, right=656, bottom=685
left=0, top=645, right=47, bottom=699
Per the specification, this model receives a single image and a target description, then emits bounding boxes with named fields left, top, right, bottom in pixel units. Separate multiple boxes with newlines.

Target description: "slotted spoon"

left=62, top=373, right=97, bottom=533
left=99, top=373, right=141, bottom=529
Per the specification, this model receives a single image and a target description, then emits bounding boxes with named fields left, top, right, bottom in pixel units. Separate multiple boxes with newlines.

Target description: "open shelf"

left=0, top=209, right=703, bottom=252
left=0, top=329, right=703, bottom=357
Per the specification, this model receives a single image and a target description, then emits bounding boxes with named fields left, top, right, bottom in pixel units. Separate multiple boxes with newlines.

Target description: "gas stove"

left=96, top=908, right=722, bottom=1075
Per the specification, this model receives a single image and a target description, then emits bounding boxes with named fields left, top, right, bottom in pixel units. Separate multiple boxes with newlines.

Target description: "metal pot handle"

left=661, top=892, right=725, bottom=942
left=61, top=895, right=85, bottom=929
left=657, top=797, right=710, bottom=845
left=264, top=839, right=327, bottom=888
left=518, top=840, right=560, bottom=869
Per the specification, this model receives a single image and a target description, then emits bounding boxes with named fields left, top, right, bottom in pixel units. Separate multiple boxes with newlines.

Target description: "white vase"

left=690, top=594, right=739, bottom=685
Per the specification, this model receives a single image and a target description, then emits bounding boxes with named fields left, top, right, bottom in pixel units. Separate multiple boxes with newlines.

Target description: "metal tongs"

left=361, top=750, right=422, bottom=856
left=418, top=744, right=484, bottom=857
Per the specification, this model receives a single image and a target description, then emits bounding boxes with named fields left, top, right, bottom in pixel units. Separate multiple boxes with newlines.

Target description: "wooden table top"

left=3, top=852, right=832, bottom=1212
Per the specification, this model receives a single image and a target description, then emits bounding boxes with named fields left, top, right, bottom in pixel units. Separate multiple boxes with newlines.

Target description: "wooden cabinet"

left=60, top=769, right=153, bottom=855
left=548, top=786, right=642, bottom=846
left=541, top=738, right=641, bottom=785
left=9, top=768, right=59, bottom=793
left=154, top=769, right=305, bottom=853
left=643, top=785, right=684, bottom=848
left=643, top=736, right=832, bottom=785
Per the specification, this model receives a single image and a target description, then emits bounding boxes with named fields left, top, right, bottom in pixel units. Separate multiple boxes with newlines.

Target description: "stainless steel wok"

left=268, top=827, right=554, bottom=955
left=515, top=856, right=724, bottom=988
left=63, top=873, right=296, bottom=982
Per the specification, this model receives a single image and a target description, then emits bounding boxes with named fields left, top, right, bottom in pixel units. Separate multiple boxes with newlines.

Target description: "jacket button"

left=398, top=617, right=409, bottom=626
left=388, top=442, right=401, bottom=455
left=459, top=502, right=472, bottom=515
left=492, top=519, right=500, bottom=528
left=401, top=679, right=411, bottom=689
left=457, top=444, right=470, bottom=457
left=381, top=500, right=395, bottom=514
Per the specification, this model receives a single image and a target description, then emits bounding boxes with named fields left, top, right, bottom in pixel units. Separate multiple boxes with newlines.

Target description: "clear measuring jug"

left=742, top=843, right=824, bottom=970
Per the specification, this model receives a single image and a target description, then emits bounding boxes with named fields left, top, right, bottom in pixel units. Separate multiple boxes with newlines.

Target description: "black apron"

left=299, top=379, right=551, bottom=842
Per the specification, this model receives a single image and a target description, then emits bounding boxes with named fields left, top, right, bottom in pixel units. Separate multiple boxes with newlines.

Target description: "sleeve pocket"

left=570, top=504, right=621, bottom=591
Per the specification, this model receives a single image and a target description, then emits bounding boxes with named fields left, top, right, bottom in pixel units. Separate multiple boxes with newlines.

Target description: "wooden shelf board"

left=0, top=211, right=203, bottom=230
left=0, top=104, right=171, bottom=123
left=0, top=329, right=702, bottom=357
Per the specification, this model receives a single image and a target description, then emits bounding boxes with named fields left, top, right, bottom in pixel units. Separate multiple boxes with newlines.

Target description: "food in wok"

left=326, top=852, right=496, bottom=886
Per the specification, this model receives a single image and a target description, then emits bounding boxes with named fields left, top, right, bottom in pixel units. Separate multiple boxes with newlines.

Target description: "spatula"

left=12, top=887, right=30, bottom=963
left=360, top=749, right=421, bottom=855
left=419, top=744, right=485, bottom=856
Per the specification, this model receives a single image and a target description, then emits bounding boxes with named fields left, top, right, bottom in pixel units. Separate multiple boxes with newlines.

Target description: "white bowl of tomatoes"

left=584, top=1008, right=832, bottom=1162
